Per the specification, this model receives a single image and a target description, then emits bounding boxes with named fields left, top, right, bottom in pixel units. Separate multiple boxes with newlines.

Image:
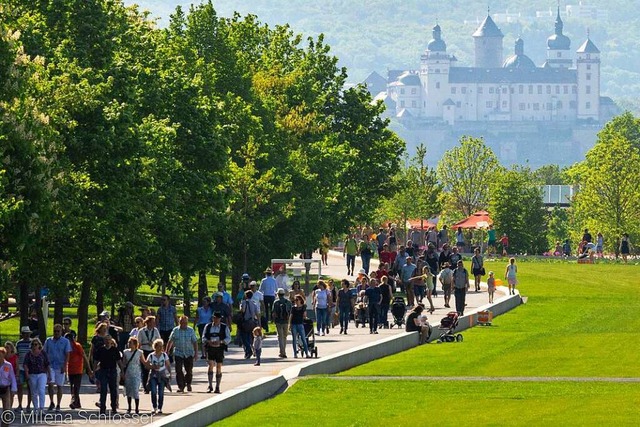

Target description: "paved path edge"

left=150, top=292, right=523, bottom=427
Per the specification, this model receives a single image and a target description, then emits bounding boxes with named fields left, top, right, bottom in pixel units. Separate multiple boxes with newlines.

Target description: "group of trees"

left=0, top=0, right=401, bottom=343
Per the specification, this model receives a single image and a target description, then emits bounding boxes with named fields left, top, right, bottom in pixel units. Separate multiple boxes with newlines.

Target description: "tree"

left=532, top=164, right=566, bottom=185
left=569, top=132, right=640, bottom=255
left=437, top=136, right=500, bottom=219
left=489, top=167, right=548, bottom=254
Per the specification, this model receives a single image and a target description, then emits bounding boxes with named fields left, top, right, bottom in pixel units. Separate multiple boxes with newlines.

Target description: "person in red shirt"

left=375, top=263, right=389, bottom=282
left=66, top=333, right=93, bottom=409
left=379, top=244, right=396, bottom=268
left=499, top=234, right=509, bottom=256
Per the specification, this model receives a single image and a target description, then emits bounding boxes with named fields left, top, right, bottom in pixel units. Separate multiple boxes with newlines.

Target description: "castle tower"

left=472, top=11, right=504, bottom=68
left=576, top=34, right=600, bottom=121
left=546, top=6, right=572, bottom=68
left=420, top=23, right=452, bottom=118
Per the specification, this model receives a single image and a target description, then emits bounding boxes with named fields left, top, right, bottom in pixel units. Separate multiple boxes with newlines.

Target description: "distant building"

left=381, top=8, right=605, bottom=125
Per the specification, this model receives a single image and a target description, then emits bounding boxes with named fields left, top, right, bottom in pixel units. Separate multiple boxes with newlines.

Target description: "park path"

left=21, top=250, right=502, bottom=426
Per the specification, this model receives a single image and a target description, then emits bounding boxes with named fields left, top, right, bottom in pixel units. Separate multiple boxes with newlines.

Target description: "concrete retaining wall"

left=153, top=289, right=522, bottom=427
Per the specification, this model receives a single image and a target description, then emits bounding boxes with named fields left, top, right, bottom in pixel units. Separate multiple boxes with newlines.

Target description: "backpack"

left=273, top=299, right=291, bottom=322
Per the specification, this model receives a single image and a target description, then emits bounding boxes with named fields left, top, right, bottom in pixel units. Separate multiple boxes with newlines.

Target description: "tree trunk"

left=77, top=279, right=91, bottom=345
left=19, top=278, right=29, bottom=326
left=160, top=271, right=170, bottom=296
left=34, top=285, right=46, bottom=341
left=181, top=275, right=189, bottom=317
left=53, top=295, right=64, bottom=325
left=96, top=288, right=104, bottom=316
left=197, top=271, right=208, bottom=305
left=127, top=283, right=136, bottom=305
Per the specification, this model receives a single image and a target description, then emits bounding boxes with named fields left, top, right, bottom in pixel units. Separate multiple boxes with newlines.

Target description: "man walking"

left=400, top=256, right=417, bottom=307
left=157, top=295, right=178, bottom=345
left=259, top=267, right=277, bottom=333
left=202, top=312, right=231, bottom=393
left=453, top=260, right=470, bottom=315
left=166, top=316, right=198, bottom=393
left=43, top=324, right=71, bottom=411
left=272, top=288, right=292, bottom=358
left=343, top=234, right=358, bottom=276
left=116, top=302, right=135, bottom=352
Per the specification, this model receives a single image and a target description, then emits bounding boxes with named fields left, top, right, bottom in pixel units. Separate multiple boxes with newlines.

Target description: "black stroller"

left=390, top=296, right=406, bottom=328
left=354, top=290, right=368, bottom=328
left=297, top=318, right=319, bottom=358
left=437, top=311, right=463, bottom=343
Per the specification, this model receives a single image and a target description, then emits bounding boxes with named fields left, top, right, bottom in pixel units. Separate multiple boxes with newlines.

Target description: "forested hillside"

left=126, top=0, right=640, bottom=110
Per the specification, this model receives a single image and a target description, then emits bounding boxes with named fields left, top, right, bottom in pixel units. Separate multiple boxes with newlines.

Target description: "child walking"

left=487, top=271, right=496, bottom=303
left=252, top=327, right=263, bottom=366
left=505, top=258, right=518, bottom=295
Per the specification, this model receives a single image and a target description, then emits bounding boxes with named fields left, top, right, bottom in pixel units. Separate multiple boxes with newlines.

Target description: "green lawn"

left=218, top=261, right=640, bottom=425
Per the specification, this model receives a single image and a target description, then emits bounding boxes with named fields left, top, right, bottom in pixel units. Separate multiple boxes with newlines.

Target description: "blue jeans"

left=346, top=254, right=355, bottom=272
left=368, top=303, right=379, bottom=332
left=97, top=367, right=118, bottom=413
left=149, top=375, right=165, bottom=411
left=291, top=323, right=309, bottom=356
left=315, top=307, right=328, bottom=332
left=361, top=252, right=372, bottom=274
left=339, top=306, right=351, bottom=330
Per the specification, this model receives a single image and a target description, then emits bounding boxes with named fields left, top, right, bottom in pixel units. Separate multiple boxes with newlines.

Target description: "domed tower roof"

left=473, top=12, right=504, bottom=38
left=427, top=23, right=447, bottom=52
left=547, top=7, right=571, bottom=50
left=503, top=38, right=536, bottom=69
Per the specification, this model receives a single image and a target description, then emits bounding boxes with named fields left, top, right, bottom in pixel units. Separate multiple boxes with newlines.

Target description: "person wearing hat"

left=259, top=267, right=277, bottom=333
left=202, top=312, right=230, bottom=393
left=248, top=281, right=265, bottom=322
left=15, top=326, right=33, bottom=411
left=216, top=283, right=233, bottom=308
left=235, top=273, right=251, bottom=305
left=272, top=288, right=292, bottom=358
left=210, top=293, right=231, bottom=333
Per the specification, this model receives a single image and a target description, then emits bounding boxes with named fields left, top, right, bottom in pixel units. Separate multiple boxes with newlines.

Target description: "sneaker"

left=207, top=386, right=213, bottom=393
left=214, top=388, right=220, bottom=394
left=157, top=410, right=162, bottom=415
left=151, top=409, right=157, bottom=415
left=374, top=331, right=379, bottom=334
left=254, top=362, right=260, bottom=366
left=48, top=403, right=55, bottom=411
left=177, top=388, right=184, bottom=393
left=55, top=405, right=60, bottom=412
left=339, top=328, right=343, bottom=334
left=187, top=384, right=192, bottom=392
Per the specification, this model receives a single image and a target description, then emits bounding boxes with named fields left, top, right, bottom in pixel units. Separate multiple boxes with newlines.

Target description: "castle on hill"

left=367, top=8, right=616, bottom=126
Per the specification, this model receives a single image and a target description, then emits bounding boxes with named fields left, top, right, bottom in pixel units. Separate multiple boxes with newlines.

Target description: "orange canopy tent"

left=451, top=211, right=493, bottom=230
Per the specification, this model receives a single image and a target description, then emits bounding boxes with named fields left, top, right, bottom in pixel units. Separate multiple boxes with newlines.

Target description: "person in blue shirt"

left=400, top=257, right=417, bottom=308
left=43, top=324, right=71, bottom=411
left=216, top=283, right=234, bottom=307
left=364, top=281, right=382, bottom=334
left=259, top=267, right=277, bottom=332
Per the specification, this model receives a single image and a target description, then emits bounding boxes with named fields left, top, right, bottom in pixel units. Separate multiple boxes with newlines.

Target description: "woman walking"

left=471, top=248, right=484, bottom=292
left=122, top=337, right=142, bottom=414
left=23, top=339, right=49, bottom=412
left=336, top=280, right=352, bottom=334
left=93, top=336, right=122, bottom=415
left=312, top=281, right=331, bottom=336
left=144, top=339, right=170, bottom=415
left=620, top=233, right=631, bottom=263
left=0, top=346, right=18, bottom=414
left=505, top=258, right=518, bottom=295
left=289, top=295, right=311, bottom=358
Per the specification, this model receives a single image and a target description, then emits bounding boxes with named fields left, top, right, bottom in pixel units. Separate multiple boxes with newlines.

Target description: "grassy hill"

left=124, top=0, right=639, bottom=109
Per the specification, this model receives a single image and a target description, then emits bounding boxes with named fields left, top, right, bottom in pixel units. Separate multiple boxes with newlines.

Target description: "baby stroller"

left=297, top=318, right=318, bottom=358
left=354, top=291, right=368, bottom=328
left=437, top=311, right=463, bottom=343
left=390, top=296, right=406, bottom=328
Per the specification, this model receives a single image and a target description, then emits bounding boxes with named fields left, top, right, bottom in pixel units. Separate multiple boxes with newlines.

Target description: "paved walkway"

left=20, top=251, right=502, bottom=426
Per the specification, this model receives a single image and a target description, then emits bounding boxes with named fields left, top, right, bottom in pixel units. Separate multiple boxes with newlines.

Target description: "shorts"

left=415, top=285, right=425, bottom=298
left=488, top=241, right=496, bottom=247
left=508, top=278, right=518, bottom=286
left=442, top=283, right=452, bottom=293
left=49, top=368, right=65, bottom=386
left=472, top=268, right=483, bottom=276
left=207, top=347, right=225, bottom=363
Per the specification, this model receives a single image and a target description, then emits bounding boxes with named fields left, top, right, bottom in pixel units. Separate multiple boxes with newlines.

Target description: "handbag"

left=481, top=267, right=486, bottom=276
left=120, top=349, right=137, bottom=386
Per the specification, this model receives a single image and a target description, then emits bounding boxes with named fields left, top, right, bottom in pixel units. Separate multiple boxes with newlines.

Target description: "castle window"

left=461, top=87, right=467, bottom=94
left=519, top=103, right=526, bottom=111
left=412, top=100, right=417, bottom=108
left=586, top=86, right=591, bottom=94
left=547, top=103, right=553, bottom=110
left=456, top=101, right=461, bottom=108
left=570, top=101, right=577, bottom=109
left=502, top=101, right=508, bottom=108
left=555, top=86, right=560, bottom=94
left=400, top=101, right=406, bottom=108
left=586, top=73, right=591, bottom=81
left=586, top=101, right=591, bottom=109
left=586, top=54, right=591, bottom=59
left=424, top=101, right=426, bottom=107
left=557, top=52, right=562, bottom=58
left=502, top=88, right=507, bottom=94
left=538, top=85, right=543, bottom=94
left=529, top=85, right=533, bottom=94
left=546, top=85, right=552, bottom=94
left=572, top=86, right=577, bottom=94
left=519, top=85, right=524, bottom=94
left=564, top=86, right=569, bottom=94
left=557, top=101, right=563, bottom=109
left=436, top=69, right=440, bottom=73
left=451, top=87, right=457, bottom=94
left=489, top=87, right=494, bottom=94
left=436, top=82, right=440, bottom=89
left=533, top=103, right=540, bottom=111
left=478, top=87, right=483, bottom=94
left=401, top=88, right=406, bottom=95
left=510, top=88, right=514, bottom=94
left=486, top=101, right=493, bottom=108
left=587, top=64, right=591, bottom=70
left=411, top=88, right=417, bottom=94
